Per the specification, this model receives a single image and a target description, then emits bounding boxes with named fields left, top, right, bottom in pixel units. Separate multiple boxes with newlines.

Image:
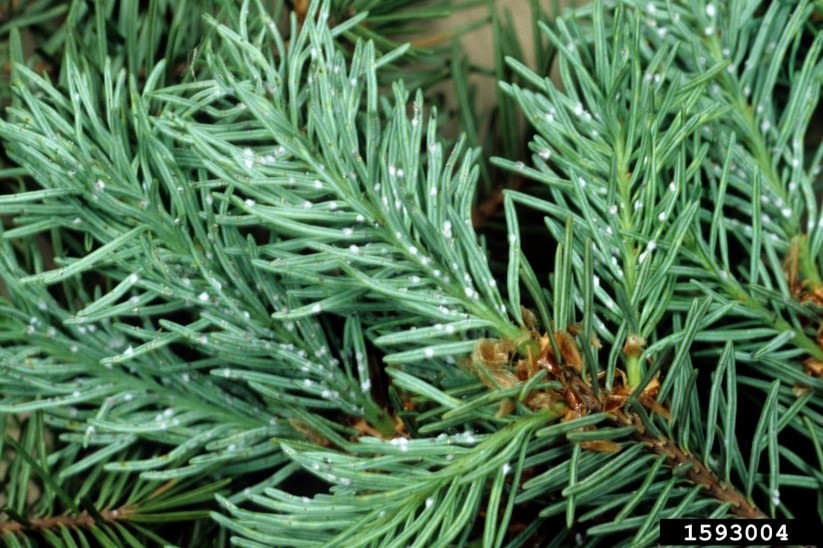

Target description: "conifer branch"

left=2, top=0, right=822, bottom=545
left=517, top=328, right=767, bottom=520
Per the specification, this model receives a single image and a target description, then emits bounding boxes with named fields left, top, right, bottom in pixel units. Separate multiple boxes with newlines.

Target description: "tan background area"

left=436, top=0, right=572, bottom=110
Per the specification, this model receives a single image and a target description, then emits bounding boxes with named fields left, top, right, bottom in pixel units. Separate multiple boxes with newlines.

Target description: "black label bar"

left=659, top=518, right=819, bottom=546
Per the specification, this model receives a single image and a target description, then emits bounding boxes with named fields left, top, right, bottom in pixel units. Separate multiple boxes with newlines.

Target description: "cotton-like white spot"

left=349, top=245, right=360, bottom=254
left=608, top=205, right=618, bottom=215
left=409, top=246, right=419, bottom=255
left=424, top=348, right=435, bottom=358
left=704, top=26, right=714, bottom=35
left=425, top=498, right=434, bottom=508
left=355, top=214, right=365, bottom=223
left=312, top=303, right=322, bottom=313
left=540, top=149, right=551, bottom=160
left=705, top=4, right=716, bottom=17
left=242, top=148, right=255, bottom=169
left=770, top=489, right=780, bottom=506
left=245, top=199, right=256, bottom=207
left=574, top=103, right=584, bottom=116
left=198, top=292, right=209, bottom=302
left=390, top=437, right=409, bottom=452
left=502, top=463, right=512, bottom=475
left=442, top=221, right=452, bottom=238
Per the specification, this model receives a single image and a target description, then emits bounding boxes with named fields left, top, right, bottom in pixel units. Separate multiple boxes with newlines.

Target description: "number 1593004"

left=659, top=518, right=817, bottom=545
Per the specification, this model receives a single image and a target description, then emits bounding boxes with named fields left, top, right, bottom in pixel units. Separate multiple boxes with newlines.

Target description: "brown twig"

left=568, top=365, right=767, bottom=519
left=0, top=507, right=132, bottom=534
left=610, top=408, right=767, bottom=519
left=511, top=330, right=768, bottom=519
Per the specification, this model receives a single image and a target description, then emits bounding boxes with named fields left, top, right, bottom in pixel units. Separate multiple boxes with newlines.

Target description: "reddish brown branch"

left=518, top=331, right=768, bottom=519
left=0, top=507, right=133, bottom=534
left=610, top=409, right=767, bottom=519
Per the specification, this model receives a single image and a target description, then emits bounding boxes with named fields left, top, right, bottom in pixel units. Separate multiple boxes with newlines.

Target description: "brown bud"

left=555, top=331, right=584, bottom=371
left=622, top=333, right=646, bottom=358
